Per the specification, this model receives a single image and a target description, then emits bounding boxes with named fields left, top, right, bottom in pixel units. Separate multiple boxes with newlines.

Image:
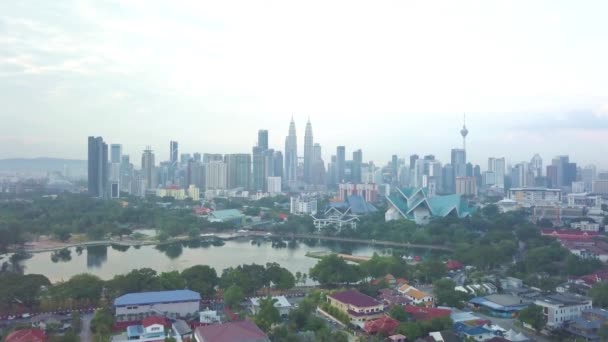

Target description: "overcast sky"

left=1, top=1, right=607, bottom=169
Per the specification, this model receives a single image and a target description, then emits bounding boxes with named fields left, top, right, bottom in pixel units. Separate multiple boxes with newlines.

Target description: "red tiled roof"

left=142, top=316, right=167, bottom=327
left=541, top=229, right=599, bottom=240
left=329, top=290, right=381, bottom=308
left=404, top=305, right=451, bottom=321
left=446, top=260, right=464, bottom=270
left=195, top=320, right=268, bottom=342
left=364, top=316, right=399, bottom=335
left=6, top=329, right=47, bottom=342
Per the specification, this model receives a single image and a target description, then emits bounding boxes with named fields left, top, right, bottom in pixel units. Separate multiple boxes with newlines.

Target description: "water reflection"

left=51, top=248, right=72, bottom=263
left=87, top=245, right=108, bottom=268
left=111, top=244, right=130, bottom=252
left=21, top=238, right=450, bottom=282
left=155, top=243, right=183, bottom=259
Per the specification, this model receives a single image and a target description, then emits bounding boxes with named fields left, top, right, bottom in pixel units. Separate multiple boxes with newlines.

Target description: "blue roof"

left=114, top=290, right=201, bottom=307
left=387, top=187, right=476, bottom=221
left=347, top=195, right=377, bottom=215
left=329, top=195, right=377, bottom=215
left=210, top=209, right=244, bottom=220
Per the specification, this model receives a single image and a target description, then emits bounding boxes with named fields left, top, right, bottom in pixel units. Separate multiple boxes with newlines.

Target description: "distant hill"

left=0, top=158, right=87, bottom=177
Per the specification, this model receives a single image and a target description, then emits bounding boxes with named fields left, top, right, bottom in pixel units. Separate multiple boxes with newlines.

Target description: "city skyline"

left=1, top=2, right=608, bottom=167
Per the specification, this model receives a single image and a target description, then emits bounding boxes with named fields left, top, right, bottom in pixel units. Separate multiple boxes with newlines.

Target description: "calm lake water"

left=17, top=238, right=445, bottom=282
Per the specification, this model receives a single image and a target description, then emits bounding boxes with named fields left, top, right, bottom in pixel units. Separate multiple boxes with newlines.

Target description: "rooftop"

left=210, top=209, right=244, bottom=220
left=250, top=296, right=292, bottom=308
left=536, top=293, right=591, bottom=307
left=194, top=320, right=269, bottom=342
left=5, top=329, right=47, bottom=342
left=114, top=289, right=201, bottom=307
left=142, top=316, right=167, bottom=327
left=329, top=290, right=381, bottom=308
left=404, top=305, right=451, bottom=321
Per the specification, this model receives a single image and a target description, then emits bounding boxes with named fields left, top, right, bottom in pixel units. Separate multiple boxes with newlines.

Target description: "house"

left=404, top=306, right=451, bottom=321
left=499, top=277, right=523, bottom=290
left=250, top=296, right=292, bottom=316
left=534, top=293, right=593, bottom=329
left=113, top=316, right=173, bottom=342
left=385, top=187, right=475, bottom=224
left=5, top=329, right=47, bottom=342
left=363, top=316, right=399, bottom=335
left=327, top=290, right=385, bottom=324
left=565, top=308, right=608, bottom=341
left=378, top=288, right=411, bottom=307
left=454, top=323, right=499, bottom=341
left=398, top=284, right=434, bottom=306
left=173, top=320, right=193, bottom=341
left=417, top=331, right=460, bottom=342
left=194, top=320, right=269, bottom=342
left=114, top=289, right=201, bottom=321
left=445, top=260, right=464, bottom=271
left=200, top=310, right=221, bottom=324
left=388, top=334, right=407, bottom=342
left=371, top=274, right=397, bottom=287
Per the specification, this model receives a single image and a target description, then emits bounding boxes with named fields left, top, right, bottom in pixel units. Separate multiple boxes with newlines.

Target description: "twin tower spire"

left=284, top=117, right=314, bottom=184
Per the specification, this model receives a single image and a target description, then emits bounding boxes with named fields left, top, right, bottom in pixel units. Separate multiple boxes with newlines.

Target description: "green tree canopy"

left=518, top=304, right=544, bottom=331
left=181, top=265, right=218, bottom=297
left=254, top=296, right=281, bottom=332
left=223, top=285, right=245, bottom=309
left=309, top=254, right=362, bottom=286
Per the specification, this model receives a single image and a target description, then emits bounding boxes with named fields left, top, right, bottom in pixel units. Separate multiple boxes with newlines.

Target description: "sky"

left=1, top=0, right=608, bottom=169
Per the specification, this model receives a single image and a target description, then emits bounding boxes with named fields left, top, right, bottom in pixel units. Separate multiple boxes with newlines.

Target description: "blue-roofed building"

left=454, top=322, right=501, bottom=341
left=208, top=209, right=245, bottom=226
left=385, top=187, right=476, bottom=225
left=114, top=290, right=201, bottom=321
left=468, top=294, right=531, bottom=318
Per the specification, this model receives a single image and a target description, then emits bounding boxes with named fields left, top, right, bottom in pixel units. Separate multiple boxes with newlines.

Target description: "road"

left=80, top=312, right=93, bottom=342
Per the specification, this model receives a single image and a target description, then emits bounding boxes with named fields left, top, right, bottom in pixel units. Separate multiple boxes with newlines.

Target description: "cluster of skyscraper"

left=88, top=116, right=602, bottom=199
left=87, top=117, right=366, bottom=198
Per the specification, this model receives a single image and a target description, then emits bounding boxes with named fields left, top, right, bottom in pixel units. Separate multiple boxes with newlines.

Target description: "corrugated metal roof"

left=114, top=289, right=201, bottom=306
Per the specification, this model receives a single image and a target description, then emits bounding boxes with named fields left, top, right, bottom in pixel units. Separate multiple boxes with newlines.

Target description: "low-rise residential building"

left=535, top=294, right=593, bottom=328
left=564, top=308, right=608, bottom=341
left=404, top=306, right=451, bottom=321
left=111, top=316, right=190, bottom=342
left=398, top=284, right=434, bottom=306
left=571, top=221, right=601, bottom=232
left=113, top=290, right=201, bottom=321
left=500, top=277, right=523, bottom=290
left=250, top=296, right=292, bottom=316
left=327, top=290, right=384, bottom=324
left=540, top=229, right=599, bottom=240
left=199, top=310, right=221, bottom=324
left=194, top=320, right=269, bottom=342
left=363, top=316, right=399, bottom=335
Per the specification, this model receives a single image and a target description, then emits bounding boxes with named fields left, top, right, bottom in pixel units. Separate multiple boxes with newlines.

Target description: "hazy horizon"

left=2, top=1, right=608, bottom=168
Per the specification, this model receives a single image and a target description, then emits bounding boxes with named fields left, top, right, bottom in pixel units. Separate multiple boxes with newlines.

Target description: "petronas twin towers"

left=284, top=117, right=315, bottom=186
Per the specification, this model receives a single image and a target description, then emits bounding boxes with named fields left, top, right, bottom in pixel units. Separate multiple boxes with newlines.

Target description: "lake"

left=16, top=238, right=445, bottom=282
